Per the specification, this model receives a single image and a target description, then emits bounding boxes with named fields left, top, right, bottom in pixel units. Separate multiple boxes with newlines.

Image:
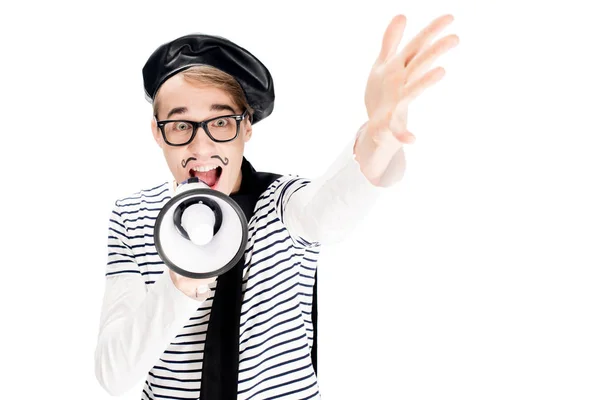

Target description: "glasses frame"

left=155, top=110, right=248, bottom=146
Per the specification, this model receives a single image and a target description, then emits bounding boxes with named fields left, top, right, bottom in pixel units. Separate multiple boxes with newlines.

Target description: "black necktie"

left=200, top=157, right=280, bottom=399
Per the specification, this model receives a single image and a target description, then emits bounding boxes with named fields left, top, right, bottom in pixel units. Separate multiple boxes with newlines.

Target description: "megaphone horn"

left=154, top=177, right=248, bottom=280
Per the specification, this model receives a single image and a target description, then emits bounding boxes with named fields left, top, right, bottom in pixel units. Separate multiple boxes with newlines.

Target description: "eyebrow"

left=166, top=103, right=237, bottom=119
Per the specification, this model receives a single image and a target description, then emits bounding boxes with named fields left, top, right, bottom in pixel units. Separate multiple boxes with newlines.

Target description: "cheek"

left=229, top=141, right=245, bottom=158
left=220, top=145, right=243, bottom=176
left=165, top=149, right=185, bottom=171
left=219, top=143, right=240, bottom=163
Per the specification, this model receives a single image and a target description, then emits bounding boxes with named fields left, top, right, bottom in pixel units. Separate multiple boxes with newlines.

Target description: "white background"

left=0, top=0, right=599, bottom=399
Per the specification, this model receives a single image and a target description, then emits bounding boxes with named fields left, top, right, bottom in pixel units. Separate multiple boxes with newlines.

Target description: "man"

left=95, top=14, right=458, bottom=400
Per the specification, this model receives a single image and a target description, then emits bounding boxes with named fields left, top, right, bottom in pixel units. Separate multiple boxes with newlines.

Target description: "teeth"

left=192, top=165, right=219, bottom=173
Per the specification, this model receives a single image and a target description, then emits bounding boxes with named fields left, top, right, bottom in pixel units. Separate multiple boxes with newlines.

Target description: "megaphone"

left=154, top=177, right=248, bottom=279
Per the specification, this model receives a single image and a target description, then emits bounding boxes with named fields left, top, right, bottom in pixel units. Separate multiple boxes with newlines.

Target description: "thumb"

left=393, top=130, right=416, bottom=144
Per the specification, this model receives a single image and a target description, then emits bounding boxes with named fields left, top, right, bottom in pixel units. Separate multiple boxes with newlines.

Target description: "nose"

left=187, top=126, right=217, bottom=157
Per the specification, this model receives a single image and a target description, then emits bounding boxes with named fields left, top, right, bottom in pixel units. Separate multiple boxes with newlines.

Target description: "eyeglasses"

left=155, top=110, right=248, bottom=146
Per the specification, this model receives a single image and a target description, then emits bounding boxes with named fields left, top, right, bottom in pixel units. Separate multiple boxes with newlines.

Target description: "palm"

left=364, top=61, right=405, bottom=120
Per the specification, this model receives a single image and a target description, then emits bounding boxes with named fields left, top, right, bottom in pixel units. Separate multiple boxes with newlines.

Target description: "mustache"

left=182, top=155, right=229, bottom=168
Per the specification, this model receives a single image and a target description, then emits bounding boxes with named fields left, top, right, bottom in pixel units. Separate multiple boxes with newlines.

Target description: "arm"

left=282, top=122, right=406, bottom=245
left=94, top=204, right=208, bottom=396
left=282, top=14, right=458, bottom=245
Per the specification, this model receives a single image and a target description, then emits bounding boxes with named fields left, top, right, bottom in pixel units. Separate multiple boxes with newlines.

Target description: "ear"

left=242, top=118, right=253, bottom=143
left=151, top=117, right=164, bottom=148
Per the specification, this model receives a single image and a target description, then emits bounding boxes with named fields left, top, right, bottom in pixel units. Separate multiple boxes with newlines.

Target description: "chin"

left=218, top=177, right=234, bottom=195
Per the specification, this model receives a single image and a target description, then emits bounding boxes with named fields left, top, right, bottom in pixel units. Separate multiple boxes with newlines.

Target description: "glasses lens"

left=206, top=116, right=238, bottom=141
left=163, top=121, right=194, bottom=145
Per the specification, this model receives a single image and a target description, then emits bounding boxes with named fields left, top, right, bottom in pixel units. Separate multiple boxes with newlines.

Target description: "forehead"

left=155, top=74, right=235, bottom=112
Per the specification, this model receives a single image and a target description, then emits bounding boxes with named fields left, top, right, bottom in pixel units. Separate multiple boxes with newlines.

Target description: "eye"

left=211, top=118, right=229, bottom=128
left=175, top=122, right=191, bottom=131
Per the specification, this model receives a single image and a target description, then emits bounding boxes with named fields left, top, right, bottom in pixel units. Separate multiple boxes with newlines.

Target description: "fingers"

left=377, top=14, right=407, bottom=63
left=403, top=14, right=454, bottom=65
left=385, top=14, right=454, bottom=75
left=405, top=34, right=459, bottom=84
left=398, top=66, right=446, bottom=107
left=169, top=269, right=217, bottom=298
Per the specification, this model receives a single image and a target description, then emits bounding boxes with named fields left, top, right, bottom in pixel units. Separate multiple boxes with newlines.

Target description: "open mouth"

left=190, top=166, right=223, bottom=189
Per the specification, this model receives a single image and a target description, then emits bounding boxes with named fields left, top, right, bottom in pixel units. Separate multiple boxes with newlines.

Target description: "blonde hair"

left=153, top=65, right=254, bottom=120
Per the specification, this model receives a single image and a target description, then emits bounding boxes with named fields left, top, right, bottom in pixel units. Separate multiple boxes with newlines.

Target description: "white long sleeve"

left=94, top=212, right=207, bottom=396
left=283, top=124, right=406, bottom=245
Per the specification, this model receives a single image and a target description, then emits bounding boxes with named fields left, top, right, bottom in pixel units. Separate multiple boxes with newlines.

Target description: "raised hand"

left=355, top=14, right=459, bottom=185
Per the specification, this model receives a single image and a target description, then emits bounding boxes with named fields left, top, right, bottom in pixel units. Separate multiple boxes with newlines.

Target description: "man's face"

left=151, top=74, right=252, bottom=195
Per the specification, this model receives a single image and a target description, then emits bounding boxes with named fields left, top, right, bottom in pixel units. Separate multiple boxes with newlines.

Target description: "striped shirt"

left=95, top=136, right=392, bottom=399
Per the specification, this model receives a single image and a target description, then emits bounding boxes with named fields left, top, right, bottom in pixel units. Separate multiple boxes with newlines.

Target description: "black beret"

left=142, top=34, right=274, bottom=124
